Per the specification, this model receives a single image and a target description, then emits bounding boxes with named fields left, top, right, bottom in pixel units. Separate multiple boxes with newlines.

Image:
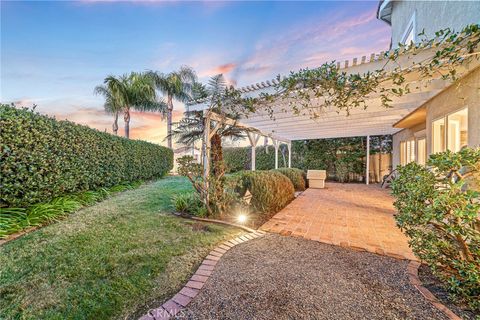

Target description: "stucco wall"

left=389, top=1, right=480, bottom=48
left=392, top=68, right=480, bottom=168
left=425, top=68, right=480, bottom=155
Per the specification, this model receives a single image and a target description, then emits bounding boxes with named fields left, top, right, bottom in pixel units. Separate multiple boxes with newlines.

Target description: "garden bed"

left=418, top=265, right=479, bottom=320
left=0, top=176, right=243, bottom=320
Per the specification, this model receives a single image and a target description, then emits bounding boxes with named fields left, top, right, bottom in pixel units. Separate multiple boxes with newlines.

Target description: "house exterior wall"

left=425, top=68, right=480, bottom=155
left=388, top=1, right=480, bottom=48
left=392, top=68, right=480, bottom=168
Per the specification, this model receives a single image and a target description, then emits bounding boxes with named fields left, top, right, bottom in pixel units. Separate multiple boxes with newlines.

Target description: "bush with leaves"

left=1, top=104, right=173, bottom=207
left=228, top=170, right=295, bottom=220
left=171, top=193, right=207, bottom=217
left=391, top=147, right=480, bottom=310
left=272, top=168, right=306, bottom=191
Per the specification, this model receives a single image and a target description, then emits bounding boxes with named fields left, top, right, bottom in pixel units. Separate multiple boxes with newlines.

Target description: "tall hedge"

left=224, top=146, right=287, bottom=173
left=0, top=105, right=173, bottom=207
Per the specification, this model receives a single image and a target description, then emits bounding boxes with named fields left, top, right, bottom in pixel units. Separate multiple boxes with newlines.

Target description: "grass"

left=0, top=176, right=243, bottom=320
left=0, top=182, right=142, bottom=239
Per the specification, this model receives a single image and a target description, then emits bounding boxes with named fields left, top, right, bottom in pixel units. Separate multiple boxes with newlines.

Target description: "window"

left=417, top=138, right=426, bottom=165
left=432, top=108, right=469, bottom=154
left=447, top=108, right=468, bottom=152
left=400, top=141, right=406, bottom=165
left=432, top=117, right=446, bottom=153
left=400, top=138, right=415, bottom=165
left=402, top=12, right=416, bottom=45
left=407, top=139, right=415, bottom=163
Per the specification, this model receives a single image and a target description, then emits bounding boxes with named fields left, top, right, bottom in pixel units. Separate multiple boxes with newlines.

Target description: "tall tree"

left=96, top=72, right=164, bottom=139
left=93, top=85, right=121, bottom=135
left=148, top=66, right=197, bottom=148
left=169, top=75, right=248, bottom=176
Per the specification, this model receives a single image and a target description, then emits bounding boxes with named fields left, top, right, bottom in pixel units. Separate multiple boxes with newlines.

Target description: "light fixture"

left=237, top=214, right=247, bottom=223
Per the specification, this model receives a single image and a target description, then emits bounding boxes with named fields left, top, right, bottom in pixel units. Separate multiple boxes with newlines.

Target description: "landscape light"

left=237, top=214, right=247, bottom=223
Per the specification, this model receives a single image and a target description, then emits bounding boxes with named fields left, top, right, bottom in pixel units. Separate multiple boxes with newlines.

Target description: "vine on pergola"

left=229, top=24, right=480, bottom=120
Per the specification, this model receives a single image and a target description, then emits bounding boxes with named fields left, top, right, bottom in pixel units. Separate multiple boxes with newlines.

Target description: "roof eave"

left=377, top=0, right=393, bottom=25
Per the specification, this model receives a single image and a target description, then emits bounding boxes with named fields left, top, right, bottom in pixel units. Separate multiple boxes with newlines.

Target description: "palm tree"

left=94, top=85, right=122, bottom=135
left=168, top=75, right=248, bottom=176
left=96, top=72, right=165, bottom=139
left=148, top=66, right=197, bottom=148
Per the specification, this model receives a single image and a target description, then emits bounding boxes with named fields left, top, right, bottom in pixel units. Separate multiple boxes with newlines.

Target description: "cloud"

left=200, top=62, right=237, bottom=77
left=212, top=7, right=390, bottom=86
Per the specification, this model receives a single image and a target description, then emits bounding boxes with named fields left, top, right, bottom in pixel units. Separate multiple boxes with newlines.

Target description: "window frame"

left=431, top=107, right=469, bottom=154
left=401, top=11, right=416, bottom=45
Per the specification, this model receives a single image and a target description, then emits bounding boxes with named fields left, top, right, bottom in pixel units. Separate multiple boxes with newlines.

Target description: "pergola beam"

left=205, top=110, right=290, bottom=144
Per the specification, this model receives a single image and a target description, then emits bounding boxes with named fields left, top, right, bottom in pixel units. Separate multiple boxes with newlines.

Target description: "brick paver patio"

left=260, top=183, right=417, bottom=260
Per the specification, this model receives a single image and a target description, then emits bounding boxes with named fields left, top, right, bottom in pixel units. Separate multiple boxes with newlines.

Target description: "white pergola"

left=190, top=47, right=479, bottom=185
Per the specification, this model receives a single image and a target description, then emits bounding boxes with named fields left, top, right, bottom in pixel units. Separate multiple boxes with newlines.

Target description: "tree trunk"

left=124, top=108, right=130, bottom=139
left=167, top=95, right=173, bottom=149
left=211, top=133, right=224, bottom=177
left=113, top=112, right=119, bottom=135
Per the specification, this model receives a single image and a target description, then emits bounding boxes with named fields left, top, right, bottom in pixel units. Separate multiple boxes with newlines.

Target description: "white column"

left=273, top=140, right=279, bottom=169
left=288, top=142, right=292, bottom=168
left=202, top=115, right=211, bottom=203
left=248, top=132, right=261, bottom=171
left=366, top=135, right=370, bottom=185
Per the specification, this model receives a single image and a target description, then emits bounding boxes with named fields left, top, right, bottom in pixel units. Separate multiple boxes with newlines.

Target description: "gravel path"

left=175, top=234, right=447, bottom=320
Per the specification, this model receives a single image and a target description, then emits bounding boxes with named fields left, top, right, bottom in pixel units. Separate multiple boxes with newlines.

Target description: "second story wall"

left=385, top=1, right=480, bottom=48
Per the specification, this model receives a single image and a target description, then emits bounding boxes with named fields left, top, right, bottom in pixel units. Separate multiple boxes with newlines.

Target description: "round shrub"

left=272, top=168, right=306, bottom=191
left=228, top=170, right=295, bottom=219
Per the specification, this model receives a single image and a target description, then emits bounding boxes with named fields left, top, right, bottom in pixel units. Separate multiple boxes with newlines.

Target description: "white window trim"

left=431, top=107, right=469, bottom=154
left=401, top=11, right=416, bottom=45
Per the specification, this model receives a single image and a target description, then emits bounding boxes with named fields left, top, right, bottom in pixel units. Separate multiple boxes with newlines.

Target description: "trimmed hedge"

left=0, top=104, right=173, bottom=207
left=272, top=168, right=307, bottom=191
left=224, top=146, right=285, bottom=173
left=229, top=170, right=295, bottom=219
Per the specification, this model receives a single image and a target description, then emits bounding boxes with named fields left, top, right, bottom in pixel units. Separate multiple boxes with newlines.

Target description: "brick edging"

left=172, top=212, right=257, bottom=233
left=139, top=230, right=267, bottom=320
left=407, top=261, right=461, bottom=320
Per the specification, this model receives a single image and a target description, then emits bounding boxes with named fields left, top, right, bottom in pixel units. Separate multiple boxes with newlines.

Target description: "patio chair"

left=307, top=170, right=326, bottom=189
left=381, top=169, right=398, bottom=189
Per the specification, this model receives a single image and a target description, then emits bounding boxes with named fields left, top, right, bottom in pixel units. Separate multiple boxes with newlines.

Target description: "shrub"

left=272, top=168, right=306, bottom=191
left=171, top=193, right=207, bottom=217
left=229, top=170, right=295, bottom=220
left=391, top=148, right=480, bottom=310
left=0, top=104, right=173, bottom=207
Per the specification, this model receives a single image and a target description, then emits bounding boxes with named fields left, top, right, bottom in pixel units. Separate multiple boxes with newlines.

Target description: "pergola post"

left=202, top=114, right=211, bottom=202
left=287, top=142, right=292, bottom=168
left=273, top=139, right=280, bottom=169
left=366, top=135, right=370, bottom=185
left=247, top=132, right=261, bottom=171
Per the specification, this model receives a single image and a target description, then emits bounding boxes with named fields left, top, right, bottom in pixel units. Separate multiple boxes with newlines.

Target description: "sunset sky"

left=1, top=0, right=391, bottom=146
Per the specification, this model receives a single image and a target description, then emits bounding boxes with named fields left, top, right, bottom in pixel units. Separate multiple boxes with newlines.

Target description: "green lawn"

left=0, top=176, right=242, bottom=320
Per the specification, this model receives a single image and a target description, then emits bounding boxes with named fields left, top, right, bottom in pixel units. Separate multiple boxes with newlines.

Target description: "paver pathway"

left=261, top=182, right=416, bottom=260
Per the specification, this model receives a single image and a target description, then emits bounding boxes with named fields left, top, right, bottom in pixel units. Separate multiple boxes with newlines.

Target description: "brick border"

left=139, top=230, right=266, bottom=320
left=407, top=261, right=461, bottom=320
left=172, top=212, right=257, bottom=233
